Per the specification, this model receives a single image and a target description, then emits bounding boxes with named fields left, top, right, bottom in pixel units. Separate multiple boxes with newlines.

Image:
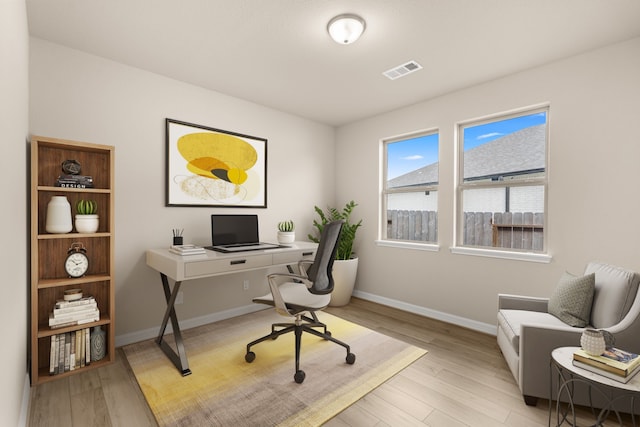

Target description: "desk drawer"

left=272, top=249, right=316, bottom=265
left=185, top=254, right=272, bottom=277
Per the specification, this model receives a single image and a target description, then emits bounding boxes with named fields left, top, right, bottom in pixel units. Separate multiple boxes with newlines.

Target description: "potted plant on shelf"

left=75, top=199, right=99, bottom=233
left=277, top=220, right=295, bottom=245
left=308, top=200, right=362, bottom=306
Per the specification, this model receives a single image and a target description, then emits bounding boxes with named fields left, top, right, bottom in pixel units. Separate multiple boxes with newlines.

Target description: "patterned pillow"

left=548, top=272, right=595, bottom=327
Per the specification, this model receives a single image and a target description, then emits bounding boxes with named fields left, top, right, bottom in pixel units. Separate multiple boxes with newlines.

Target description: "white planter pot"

left=277, top=231, right=295, bottom=245
left=75, top=214, right=99, bottom=233
left=330, top=257, right=358, bottom=307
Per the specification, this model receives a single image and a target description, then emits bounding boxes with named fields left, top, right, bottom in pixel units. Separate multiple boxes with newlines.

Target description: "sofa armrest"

left=518, top=323, right=584, bottom=398
left=498, top=293, right=549, bottom=312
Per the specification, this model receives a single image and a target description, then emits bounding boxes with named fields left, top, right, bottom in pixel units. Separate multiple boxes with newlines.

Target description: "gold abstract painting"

left=166, top=119, right=267, bottom=207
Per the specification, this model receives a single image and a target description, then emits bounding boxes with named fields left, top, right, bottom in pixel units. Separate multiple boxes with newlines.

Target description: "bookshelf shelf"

left=30, top=136, right=115, bottom=385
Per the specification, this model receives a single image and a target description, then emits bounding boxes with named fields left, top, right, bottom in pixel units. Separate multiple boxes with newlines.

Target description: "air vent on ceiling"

left=383, top=60, right=423, bottom=80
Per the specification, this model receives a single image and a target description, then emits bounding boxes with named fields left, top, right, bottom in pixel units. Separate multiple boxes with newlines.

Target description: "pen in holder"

left=172, top=228, right=183, bottom=246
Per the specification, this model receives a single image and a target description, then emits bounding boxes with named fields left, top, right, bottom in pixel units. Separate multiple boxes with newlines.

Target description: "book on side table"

left=573, top=347, right=640, bottom=383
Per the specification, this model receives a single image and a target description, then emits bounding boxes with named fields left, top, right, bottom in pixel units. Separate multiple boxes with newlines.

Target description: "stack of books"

left=55, top=174, right=94, bottom=188
left=49, top=329, right=91, bottom=375
left=49, top=296, right=100, bottom=329
left=573, top=347, right=640, bottom=383
left=169, top=244, right=207, bottom=256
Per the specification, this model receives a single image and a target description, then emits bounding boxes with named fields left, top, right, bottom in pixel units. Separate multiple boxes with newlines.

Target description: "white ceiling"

left=26, top=0, right=640, bottom=126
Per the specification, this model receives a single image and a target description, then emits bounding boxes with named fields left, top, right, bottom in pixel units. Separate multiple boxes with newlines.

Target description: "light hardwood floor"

left=27, top=298, right=627, bottom=426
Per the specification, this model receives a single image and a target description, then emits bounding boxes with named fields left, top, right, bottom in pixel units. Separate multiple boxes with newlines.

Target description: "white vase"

left=329, top=257, right=359, bottom=307
left=45, top=196, right=73, bottom=233
left=75, top=214, right=99, bottom=233
left=277, top=231, right=295, bottom=245
left=580, top=329, right=606, bottom=356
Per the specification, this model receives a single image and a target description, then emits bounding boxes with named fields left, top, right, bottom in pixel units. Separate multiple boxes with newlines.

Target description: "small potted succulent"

left=277, top=220, right=295, bottom=245
left=75, top=199, right=99, bottom=233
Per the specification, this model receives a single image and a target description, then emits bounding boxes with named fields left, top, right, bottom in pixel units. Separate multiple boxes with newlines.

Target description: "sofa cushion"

left=585, top=262, right=640, bottom=328
left=548, top=272, right=595, bottom=327
left=497, top=309, right=569, bottom=354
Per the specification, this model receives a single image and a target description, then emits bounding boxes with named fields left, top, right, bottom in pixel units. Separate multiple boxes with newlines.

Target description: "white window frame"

left=452, top=106, right=552, bottom=263
left=378, top=129, right=440, bottom=251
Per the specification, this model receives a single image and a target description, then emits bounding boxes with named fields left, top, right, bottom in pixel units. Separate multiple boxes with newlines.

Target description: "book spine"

left=49, top=316, right=98, bottom=329
left=85, top=328, right=91, bottom=366
left=55, top=297, right=96, bottom=308
left=573, top=353, right=627, bottom=376
left=64, top=335, right=71, bottom=372
left=53, top=302, right=98, bottom=315
left=58, top=333, right=65, bottom=374
left=572, top=360, right=639, bottom=383
left=51, top=307, right=100, bottom=321
left=70, top=331, right=76, bottom=371
left=49, top=334, right=57, bottom=375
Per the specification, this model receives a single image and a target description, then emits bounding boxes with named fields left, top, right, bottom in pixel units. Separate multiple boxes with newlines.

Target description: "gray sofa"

left=497, top=262, right=640, bottom=406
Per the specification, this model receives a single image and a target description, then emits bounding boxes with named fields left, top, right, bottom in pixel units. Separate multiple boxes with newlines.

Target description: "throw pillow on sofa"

left=548, top=272, right=595, bottom=327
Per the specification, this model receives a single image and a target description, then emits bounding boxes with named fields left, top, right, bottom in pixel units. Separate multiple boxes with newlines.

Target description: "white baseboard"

left=352, top=290, right=497, bottom=336
left=115, top=304, right=266, bottom=347
left=115, top=292, right=497, bottom=348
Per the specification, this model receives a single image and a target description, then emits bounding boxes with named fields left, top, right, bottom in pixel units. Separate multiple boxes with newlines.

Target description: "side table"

left=550, top=346, right=640, bottom=426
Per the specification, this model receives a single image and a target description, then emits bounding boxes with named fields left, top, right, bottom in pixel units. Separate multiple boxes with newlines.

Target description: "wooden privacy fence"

left=387, top=210, right=438, bottom=242
left=388, top=210, right=544, bottom=251
left=465, top=212, right=544, bottom=250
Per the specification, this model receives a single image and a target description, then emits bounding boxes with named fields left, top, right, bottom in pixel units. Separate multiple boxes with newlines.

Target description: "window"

left=457, top=108, right=548, bottom=252
left=382, top=131, right=439, bottom=243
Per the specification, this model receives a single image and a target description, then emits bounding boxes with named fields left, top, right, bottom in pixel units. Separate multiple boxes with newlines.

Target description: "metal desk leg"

left=156, top=273, right=192, bottom=376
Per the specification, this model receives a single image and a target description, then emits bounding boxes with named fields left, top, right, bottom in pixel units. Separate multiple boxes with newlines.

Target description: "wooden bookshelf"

left=30, top=136, right=115, bottom=385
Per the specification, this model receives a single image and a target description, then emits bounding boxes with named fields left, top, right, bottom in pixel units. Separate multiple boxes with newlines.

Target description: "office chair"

left=245, top=220, right=356, bottom=383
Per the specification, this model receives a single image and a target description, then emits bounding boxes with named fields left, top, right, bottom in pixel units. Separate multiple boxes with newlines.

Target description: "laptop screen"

left=211, top=214, right=259, bottom=246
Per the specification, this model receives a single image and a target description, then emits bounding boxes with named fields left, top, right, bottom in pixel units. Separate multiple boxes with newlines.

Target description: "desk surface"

left=552, top=346, right=640, bottom=392
left=146, top=242, right=317, bottom=281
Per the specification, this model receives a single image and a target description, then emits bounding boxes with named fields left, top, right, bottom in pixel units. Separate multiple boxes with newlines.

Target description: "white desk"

left=146, top=242, right=317, bottom=375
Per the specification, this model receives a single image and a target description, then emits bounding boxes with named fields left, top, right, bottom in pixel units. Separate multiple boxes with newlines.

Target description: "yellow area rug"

left=123, top=310, right=427, bottom=426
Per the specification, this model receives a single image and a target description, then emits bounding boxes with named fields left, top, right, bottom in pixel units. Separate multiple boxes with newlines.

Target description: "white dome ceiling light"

left=327, top=14, right=366, bottom=45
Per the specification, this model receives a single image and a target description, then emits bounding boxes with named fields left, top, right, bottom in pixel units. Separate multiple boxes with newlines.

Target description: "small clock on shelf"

left=65, top=242, right=89, bottom=278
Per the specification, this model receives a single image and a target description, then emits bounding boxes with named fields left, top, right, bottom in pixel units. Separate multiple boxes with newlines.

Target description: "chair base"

left=245, top=312, right=356, bottom=383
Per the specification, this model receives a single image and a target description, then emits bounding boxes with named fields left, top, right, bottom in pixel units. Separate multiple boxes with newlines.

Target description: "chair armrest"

left=298, top=260, right=313, bottom=278
left=498, top=293, right=549, bottom=312
left=518, top=323, right=584, bottom=398
left=266, top=273, right=313, bottom=316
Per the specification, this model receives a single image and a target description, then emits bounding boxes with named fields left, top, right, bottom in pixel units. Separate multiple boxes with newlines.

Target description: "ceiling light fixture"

left=327, top=14, right=366, bottom=45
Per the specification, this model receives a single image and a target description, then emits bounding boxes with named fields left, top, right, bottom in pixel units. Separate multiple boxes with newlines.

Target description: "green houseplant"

left=74, top=199, right=99, bottom=233
left=308, top=200, right=362, bottom=260
left=277, top=219, right=295, bottom=245
left=308, top=201, right=362, bottom=306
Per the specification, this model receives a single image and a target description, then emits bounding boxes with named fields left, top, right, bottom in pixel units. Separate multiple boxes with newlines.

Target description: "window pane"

left=387, top=133, right=439, bottom=188
left=386, top=191, right=438, bottom=242
left=384, top=131, right=439, bottom=243
left=461, top=186, right=544, bottom=251
left=462, top=112, right=546, bottom=183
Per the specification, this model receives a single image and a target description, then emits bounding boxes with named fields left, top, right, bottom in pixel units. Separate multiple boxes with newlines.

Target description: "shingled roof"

left=388, top=124, right=545, bottom=188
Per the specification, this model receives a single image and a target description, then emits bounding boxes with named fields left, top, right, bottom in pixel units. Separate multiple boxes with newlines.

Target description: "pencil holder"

left=173, top=236, right=183, bottom=245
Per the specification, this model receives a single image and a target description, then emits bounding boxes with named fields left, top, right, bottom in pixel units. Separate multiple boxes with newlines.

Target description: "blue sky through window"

left=387, top=112, right=547, bottom=180
left=387, top=133, right=439, bottom=180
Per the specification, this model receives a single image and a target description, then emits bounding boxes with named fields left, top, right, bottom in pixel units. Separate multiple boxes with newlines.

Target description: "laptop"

left=206, top=214, right=281, bottom=253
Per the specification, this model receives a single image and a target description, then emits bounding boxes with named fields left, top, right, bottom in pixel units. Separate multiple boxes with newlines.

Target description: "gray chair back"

left=306, top=220, right=344, bottom=295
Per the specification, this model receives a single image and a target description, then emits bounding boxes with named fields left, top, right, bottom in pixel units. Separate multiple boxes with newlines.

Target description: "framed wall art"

left=166, top=119, right=268, bottom=207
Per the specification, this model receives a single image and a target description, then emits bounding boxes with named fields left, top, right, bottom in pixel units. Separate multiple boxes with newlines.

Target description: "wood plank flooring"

left=27, top=298, right=628, bottom=426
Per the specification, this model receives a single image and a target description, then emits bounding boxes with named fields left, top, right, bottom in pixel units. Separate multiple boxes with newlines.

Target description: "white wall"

left=1, top=1, right=29, bottom=425
left=336, top=37, right=640, bottom=327
left=29, top=38, right=335, bottom=339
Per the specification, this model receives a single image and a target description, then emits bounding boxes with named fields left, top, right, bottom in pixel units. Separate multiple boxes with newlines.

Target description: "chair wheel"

left=325, top=331, right=332, bottom=338
left=245, top=351, right=256, bottom=363
left=294, top=370, right=306, bottom=383
left=346, top=353, right=356, bottom=364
